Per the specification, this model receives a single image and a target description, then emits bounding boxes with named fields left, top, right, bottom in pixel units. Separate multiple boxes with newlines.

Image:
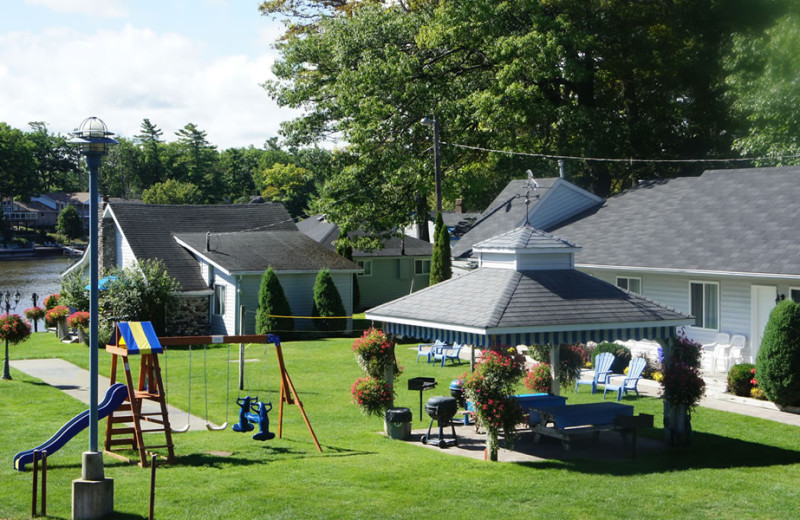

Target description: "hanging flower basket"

left=0, top=313, right=32, bottom=345
left=43, top=293, right=61, bottom=310
left=524, top=362, right=553, bottom=394
left=351, top=376, right=394, bottom=418
left=351, top=327, right=401, bottom=379
left=24, top=307, right=46, bottom=322
left=45, top=305, right=70, bottom=327
left=67, top=311, right=90, bottom=330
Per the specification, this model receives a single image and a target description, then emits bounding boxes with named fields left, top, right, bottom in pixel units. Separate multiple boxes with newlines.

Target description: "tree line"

left=0, top=119, right=334, bottom=220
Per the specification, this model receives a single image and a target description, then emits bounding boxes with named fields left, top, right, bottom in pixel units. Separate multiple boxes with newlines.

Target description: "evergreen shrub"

left=727, top=363, right=756, bottom=397
left=591, top=342, right=632, bottom=373
left=755, top=299, right=800, bottom=407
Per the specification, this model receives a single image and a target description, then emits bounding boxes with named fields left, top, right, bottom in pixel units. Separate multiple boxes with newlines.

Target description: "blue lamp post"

left=69, top=117, right=116, bottom=460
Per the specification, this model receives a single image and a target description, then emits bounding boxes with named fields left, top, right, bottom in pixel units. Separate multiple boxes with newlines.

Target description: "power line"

left=442, top=141, right=800, bottom=165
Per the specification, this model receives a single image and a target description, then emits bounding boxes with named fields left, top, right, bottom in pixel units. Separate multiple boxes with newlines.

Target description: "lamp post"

left=420, top=116, right=443, bottom=214
left=2, top=290, right=21, bottom=380
left=69, top=117, right=116, bottom=519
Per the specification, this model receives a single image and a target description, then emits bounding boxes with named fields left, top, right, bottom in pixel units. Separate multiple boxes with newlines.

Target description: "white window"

left=415, top=259, right=431, bottom=276
left=213, top=284, right=225, bottom=315
left=616, top=276, right=642, bottom=294
left=690, top=281, right=719, bottom=329
left=357, top=260, right=372, bottom=277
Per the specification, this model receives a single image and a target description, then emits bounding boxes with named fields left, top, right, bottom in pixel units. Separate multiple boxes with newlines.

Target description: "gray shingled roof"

left=108, top=202, right=296, bottom=292
left=174, top=231, right=359, bottom=273
left=297, top=215, right=432, bottom=257
left=553, top=167, right=800, bottom=276
left=474, top=225, right=578, bottom=252
left=368, top=268, right=690, bottom=332
left=452, top=178, right=558, bottom=258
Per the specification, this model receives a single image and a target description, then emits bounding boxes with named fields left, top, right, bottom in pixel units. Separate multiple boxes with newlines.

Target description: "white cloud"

left=25, top=0, right=129, bottom=18
left=0, top=23, right=298, bottom=148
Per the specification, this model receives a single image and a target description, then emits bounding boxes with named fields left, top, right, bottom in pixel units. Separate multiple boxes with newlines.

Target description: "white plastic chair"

left=701, top=333, right=730, bottom=373
left=726, top=335, right=747, bottom=371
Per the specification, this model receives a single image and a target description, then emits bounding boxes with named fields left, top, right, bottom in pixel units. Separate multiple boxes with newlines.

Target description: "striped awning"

left=114, top=321, right=163, bottom=355
left=381, top=322, right=677, bottom=347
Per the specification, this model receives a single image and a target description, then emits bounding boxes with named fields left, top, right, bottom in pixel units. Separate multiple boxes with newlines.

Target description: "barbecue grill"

left=421, top=396, right=458, bottom=448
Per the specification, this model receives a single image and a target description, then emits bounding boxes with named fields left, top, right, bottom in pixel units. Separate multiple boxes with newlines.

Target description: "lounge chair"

left=603, top=357, right=647, bottom=401
left=433, top=342, right=463, bottom=367
left=575, top=352, right=614, bottom=394
left=417, top=340, right=447, bottom=363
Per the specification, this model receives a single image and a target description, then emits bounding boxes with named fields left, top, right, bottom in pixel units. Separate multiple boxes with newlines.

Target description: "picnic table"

left=527, top=402, right=644, bottom=452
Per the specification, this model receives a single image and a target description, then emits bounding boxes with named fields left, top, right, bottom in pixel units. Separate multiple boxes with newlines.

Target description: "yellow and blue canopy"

left=113, top=321, right=163, bottom=355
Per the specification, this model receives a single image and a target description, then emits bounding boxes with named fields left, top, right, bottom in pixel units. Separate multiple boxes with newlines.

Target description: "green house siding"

left=237, top=271, right=353, bottom=334
left=358, top=256, right=430, bottom=310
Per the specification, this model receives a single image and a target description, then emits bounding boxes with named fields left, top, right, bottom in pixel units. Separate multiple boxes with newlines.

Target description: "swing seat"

left=233, top=422, right=255, bottom=433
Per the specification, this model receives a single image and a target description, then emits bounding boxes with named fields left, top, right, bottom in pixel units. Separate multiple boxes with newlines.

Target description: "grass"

left=2, top=332, right=800, bottom=519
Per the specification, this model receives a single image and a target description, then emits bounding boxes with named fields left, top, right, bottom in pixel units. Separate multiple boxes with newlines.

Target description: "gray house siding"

left=358, top=256, right=428, bottom=310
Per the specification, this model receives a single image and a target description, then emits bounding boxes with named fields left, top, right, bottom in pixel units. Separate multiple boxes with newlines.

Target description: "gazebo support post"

left=549, top=345, right=561, bottom=396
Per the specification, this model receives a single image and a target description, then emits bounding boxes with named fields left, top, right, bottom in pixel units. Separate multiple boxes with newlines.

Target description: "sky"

left=0, top=0, right=300, bottom=149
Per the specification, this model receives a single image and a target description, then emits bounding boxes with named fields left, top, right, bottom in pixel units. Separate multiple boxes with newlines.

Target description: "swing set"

left=104, top=323, right=321, bottom=468
left=159, top=333, right=322, bottom=453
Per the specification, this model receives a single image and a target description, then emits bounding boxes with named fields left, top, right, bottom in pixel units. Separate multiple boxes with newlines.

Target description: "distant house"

left=451, top=177, right=604, bottom=261
left=297, top=215, right=433, bottom=310
left=3, top=192, right=98, bottom=231
left=553, top=166, right=800, bottom=362
left=68, top=202, right=359, bottom=336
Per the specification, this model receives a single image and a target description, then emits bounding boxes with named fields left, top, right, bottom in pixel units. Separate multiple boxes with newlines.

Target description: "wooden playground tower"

left=104, top=323, right=321, bottom=468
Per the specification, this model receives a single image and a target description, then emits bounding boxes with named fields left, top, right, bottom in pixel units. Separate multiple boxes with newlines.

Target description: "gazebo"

left=366, top=225, right=693, bottom=393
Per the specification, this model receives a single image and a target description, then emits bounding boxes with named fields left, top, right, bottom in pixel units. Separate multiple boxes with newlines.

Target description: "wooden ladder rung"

left=110, top=427, right=136, bottom=435
left=141, top=428, right=167, bottom=433
left=109, top=415, right=134, bottom=423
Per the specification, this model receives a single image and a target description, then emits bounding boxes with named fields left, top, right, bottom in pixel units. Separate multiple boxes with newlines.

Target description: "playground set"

left=13, top=321, right=321, bottom=471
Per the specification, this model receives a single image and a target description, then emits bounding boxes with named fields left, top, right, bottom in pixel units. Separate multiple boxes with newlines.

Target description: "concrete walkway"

left=10, top=358, right=215, bottom=431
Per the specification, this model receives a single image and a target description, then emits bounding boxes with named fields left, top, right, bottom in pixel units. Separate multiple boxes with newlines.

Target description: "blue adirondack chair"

left=433, top=343, right=463, bottom=367
left=417, top=340, right=447, bottom=363
left=603, top=357, right=647, bottom=401
left=575, top=352, right=614, bottom=394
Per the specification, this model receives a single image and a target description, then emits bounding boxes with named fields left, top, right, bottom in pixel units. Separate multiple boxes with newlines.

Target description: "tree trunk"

left=664, top=401, right=692, bottom=446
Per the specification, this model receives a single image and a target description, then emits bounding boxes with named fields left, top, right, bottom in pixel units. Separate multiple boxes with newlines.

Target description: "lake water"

left=0, top=257, right=74, bottom=309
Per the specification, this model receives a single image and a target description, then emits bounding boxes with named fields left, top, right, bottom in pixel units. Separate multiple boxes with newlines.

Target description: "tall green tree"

left=256, top=162, right=313, bottom=218
left=312, top=268, right=346, bottom=332
left=142, top=179, right=203, bottom=205
left=174, top=123, right=219, bottom=191
left=256, top=267, right=294, bottom=335
left=429, top=212, right=451, bottom=285
left=0, top=122, right=37, bottom=200
left=263, top=0, right=769, bottom=243
left=725, top=3, right=800, bottom=162
left=135, top=119, right=166, bottom=189
left=56, top=205, right=84, bottom=240
left=26, top=122, right=81, bottom=193
left=102, top=137, right=144, bottom=198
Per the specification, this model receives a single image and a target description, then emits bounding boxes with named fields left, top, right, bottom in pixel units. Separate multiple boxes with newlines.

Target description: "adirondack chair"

left=603, top=357, right=647, bottom=401
left=433, top=343, right=463, bottom=367
left=417, top=340, right=447, bottom=363
left=575, top=352, right=614, bottom=394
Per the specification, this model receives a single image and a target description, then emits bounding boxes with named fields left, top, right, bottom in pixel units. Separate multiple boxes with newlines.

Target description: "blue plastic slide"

left=13, top=383, right=129, bottom=471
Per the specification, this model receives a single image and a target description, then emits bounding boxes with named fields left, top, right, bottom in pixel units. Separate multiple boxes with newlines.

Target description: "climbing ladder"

left=104, top=322, right=176, bottom=467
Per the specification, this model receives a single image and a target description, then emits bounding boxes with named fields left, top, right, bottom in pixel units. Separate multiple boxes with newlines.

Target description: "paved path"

left=10, top=358, right=215, bottom=431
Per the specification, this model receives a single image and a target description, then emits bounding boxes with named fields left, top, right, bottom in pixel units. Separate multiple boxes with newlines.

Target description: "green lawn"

left=2, top=332, right=800, bottom=519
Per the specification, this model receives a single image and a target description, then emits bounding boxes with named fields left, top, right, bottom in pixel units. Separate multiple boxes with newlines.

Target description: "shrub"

left=60, top=269, right=89, bottom=311
left=756, top=299, right=800, bottom=407
left=591, top=342, right=632, bottom=373
left=312, top=268, right=346, bottom=332
left=524, top=363, right=552, bottom=393
left=661, top=333, right=705, bottom=410
left=255, top=267, right=294, bottom=336
left=429, top=212, right=452, bottom=285
left=727, top=363, right=756, bottom=397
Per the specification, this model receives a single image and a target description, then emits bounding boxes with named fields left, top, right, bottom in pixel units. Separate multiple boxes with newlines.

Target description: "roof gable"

left=297, top=215, right=432, bottom=257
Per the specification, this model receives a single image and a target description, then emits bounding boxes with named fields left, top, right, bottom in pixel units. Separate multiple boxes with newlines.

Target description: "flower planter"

left=664, top=401, right=692, bottom=446
left=56, top=318, right=70, bottom=341
left=77, top=328, right=88, bottom=345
